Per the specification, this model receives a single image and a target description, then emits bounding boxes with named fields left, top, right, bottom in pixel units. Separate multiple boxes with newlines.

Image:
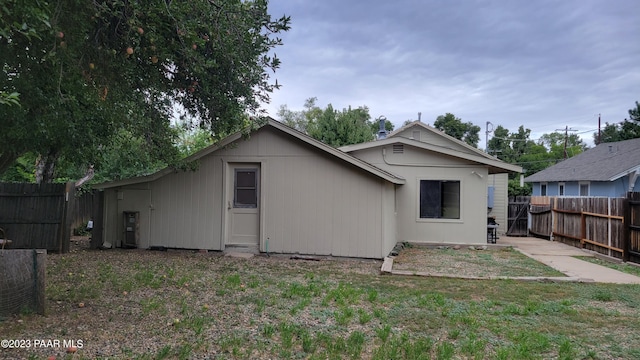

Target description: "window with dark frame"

left=234, top=169, right=257, bottom=208
left=419, top=180, right=460, bottom=219
left=559, top=183, right=565, bottom=196
left=541, top=183, right=547, bottom=196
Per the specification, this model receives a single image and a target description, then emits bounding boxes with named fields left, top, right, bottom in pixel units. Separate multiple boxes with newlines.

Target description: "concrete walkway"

left=500, top=236, right=640, bottom=284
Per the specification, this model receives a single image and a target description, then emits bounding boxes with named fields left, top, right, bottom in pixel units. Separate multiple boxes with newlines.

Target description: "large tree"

left=277, top=97, right=322, bottom=134
left=277, top=98, right=392, bottom=146
left=539, top=132, right=587, bottom=159
left=594, top=101, right=640, bottom=144
left=307, top=105, right=375, bottom=147
left=433, top=113, right=480, bottom=147
left=486, top=125, right=512, bottom=159
left=0, top=0, right=290, bottom=182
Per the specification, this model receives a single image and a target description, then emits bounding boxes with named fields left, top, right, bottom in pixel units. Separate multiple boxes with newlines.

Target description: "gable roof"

left=388, top=121, right=498, bottom=160
left=524, top=137, right=640, bottom=183
left=94, top=119, right=405, bottom=189
left=340, top=123, right=522, bottom=174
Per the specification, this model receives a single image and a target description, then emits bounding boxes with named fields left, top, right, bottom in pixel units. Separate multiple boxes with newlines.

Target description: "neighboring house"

left=95, top=119, right=521, bottom=259
left=379, top=120, right=512, bottom=235
left=525, top=138, right=640, bottom=197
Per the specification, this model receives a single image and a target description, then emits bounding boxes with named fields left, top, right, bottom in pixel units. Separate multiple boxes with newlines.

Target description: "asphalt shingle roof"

left=524, top=137, right=640, bottom=182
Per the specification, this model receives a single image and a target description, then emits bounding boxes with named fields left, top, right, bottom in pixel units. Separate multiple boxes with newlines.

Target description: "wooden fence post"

left=580, top=208, right=586, bottom=249
left=550, top=197, right=555, bottom=241
left=34, top=249, right=46, bottom=315
left=624, top=193, right=631, bottom=262
left=58, top=182, right=75, bottom=253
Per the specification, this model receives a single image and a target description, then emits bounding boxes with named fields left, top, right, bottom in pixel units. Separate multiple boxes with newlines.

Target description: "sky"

left=263, top=0, right=639, bottom=149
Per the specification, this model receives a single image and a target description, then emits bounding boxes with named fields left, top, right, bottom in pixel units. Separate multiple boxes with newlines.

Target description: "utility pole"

left=555, top=125, right=577, bottom=159
left=485, top=121, right=493, bottom=153
left=597, top=114, right=601, bottom=144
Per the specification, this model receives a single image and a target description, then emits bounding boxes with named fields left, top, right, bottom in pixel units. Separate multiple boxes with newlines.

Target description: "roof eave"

left=95, top=119, right=406, bottom=189
left=387, top=121, right=498, bottom=160
left=609, top=165, right=640, bottom=182
left=93, top=131, right=246, bottom=190
left=341, top=138, right=521, bottom=174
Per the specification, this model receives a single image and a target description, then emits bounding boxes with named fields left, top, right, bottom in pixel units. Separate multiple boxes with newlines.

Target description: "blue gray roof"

left=524, top=137, right=640, bottom=182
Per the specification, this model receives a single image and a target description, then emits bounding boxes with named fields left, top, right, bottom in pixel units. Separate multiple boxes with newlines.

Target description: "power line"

left=555, top=126, right=577, bottom=159
left=489, top=128, right=599, bottom=142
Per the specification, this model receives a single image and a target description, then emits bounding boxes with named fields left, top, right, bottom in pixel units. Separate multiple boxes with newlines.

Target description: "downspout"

left=628, top=170, right=639, bottom=193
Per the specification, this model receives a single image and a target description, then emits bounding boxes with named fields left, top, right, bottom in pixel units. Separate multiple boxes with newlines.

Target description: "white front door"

left=227, top=164, right=260, bottom=246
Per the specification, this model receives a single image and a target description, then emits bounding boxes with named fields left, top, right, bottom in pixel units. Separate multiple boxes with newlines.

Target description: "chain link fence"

left=0, top=249, right=46, bottom=319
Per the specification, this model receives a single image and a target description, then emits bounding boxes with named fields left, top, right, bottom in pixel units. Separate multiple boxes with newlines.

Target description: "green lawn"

left=1, top=250, right=639, bottom=359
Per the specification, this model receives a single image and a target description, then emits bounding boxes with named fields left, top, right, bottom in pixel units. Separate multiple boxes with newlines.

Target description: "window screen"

left=234, top=169, right=257, bottom=208
left=420, top=180, right=460, bottom=219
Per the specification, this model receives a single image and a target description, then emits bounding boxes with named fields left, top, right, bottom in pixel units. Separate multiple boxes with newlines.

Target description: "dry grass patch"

left=392, top=245, right=566, bottom=278
left=1, top=247, right=639, bottom=359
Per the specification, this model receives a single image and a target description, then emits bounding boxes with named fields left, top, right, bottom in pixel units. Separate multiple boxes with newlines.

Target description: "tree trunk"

left=34, top=152, right=59, bottom=184
left=75, top=165, right=95, bottom=187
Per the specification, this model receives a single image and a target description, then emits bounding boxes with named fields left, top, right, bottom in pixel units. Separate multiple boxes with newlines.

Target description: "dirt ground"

left=2, top=241, right=638, bottom=359
left=69, top=236, right=91, bottom=253
left=391, top=244, right=566, bottom=278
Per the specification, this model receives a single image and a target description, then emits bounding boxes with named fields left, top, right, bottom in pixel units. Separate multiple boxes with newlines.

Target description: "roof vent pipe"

left=418, top=112, right=421, bottom=122
left=377, top=116, right=387, bottom=140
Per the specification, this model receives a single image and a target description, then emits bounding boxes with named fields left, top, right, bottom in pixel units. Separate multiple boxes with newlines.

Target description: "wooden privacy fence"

left=71, top=189, right=100, bottom=230
left=529, top=196, right=552, bottom=238
left=629, top=192, right=640, bottom=263
left=0, top=183, right=104, bottom=252
left=507, top=196, right=530, bottom=236
left=529, top=195, right=633, bottom=261
left=0, top=182, right=75, bottom=253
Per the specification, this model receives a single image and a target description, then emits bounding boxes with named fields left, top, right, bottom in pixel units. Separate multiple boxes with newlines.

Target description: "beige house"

left=382, top=121, right=512, bottom=235
left=340, top=121, right=520, bottom=245
left=96, top=119, right=520, bottom=258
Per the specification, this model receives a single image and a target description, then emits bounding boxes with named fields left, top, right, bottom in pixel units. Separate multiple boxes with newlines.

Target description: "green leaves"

left=595, top=102, right=640, bottom=144
left=433, top=113, right=481, bottom=148
left=0, top=91, right=20, bottom=106
left=307, top=104, right=376, bottom=147
left=278, top=97, right=386, bottom=147
left=0, top=0, right=290, bottom=181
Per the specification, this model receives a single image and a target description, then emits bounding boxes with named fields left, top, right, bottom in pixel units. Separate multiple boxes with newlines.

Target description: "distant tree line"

left=277, top=99, right=639, bottom=197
